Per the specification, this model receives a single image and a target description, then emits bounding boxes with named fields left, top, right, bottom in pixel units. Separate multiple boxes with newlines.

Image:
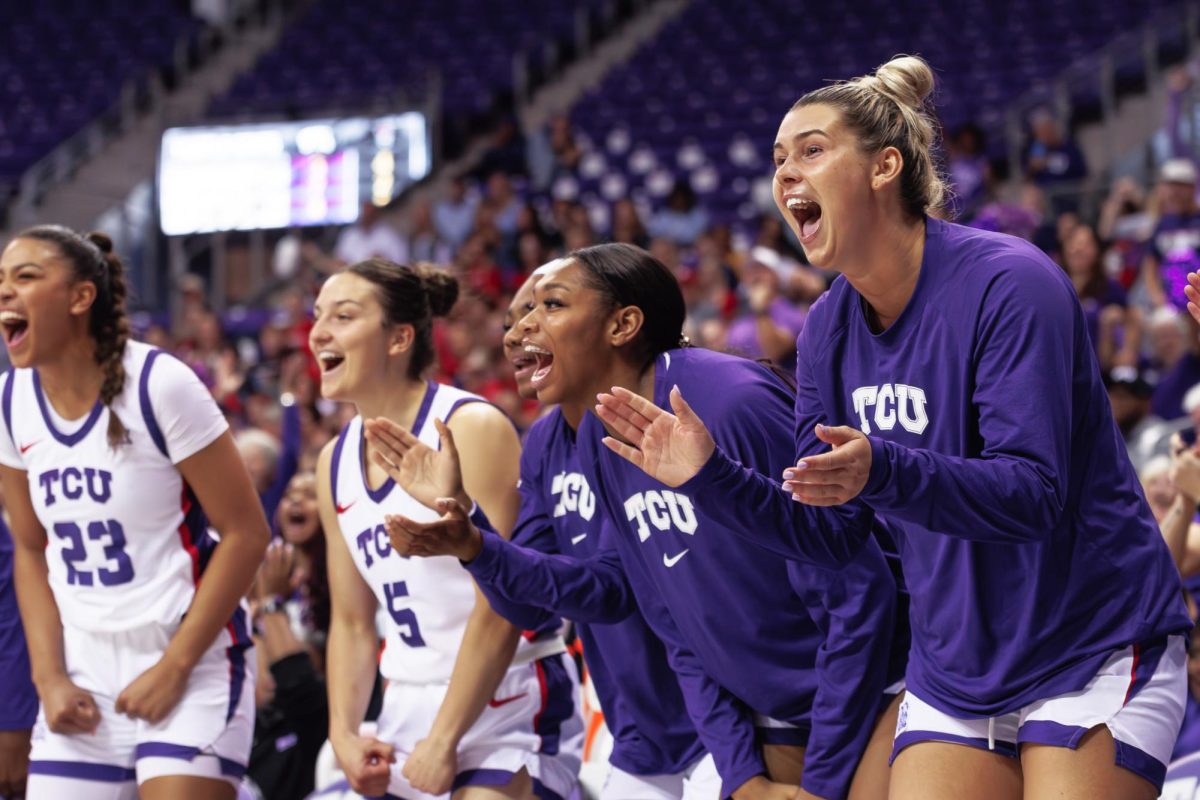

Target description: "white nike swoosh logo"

left=662, top=549, right=689, bottom=568
left=571, top=534, right=588, bottom=545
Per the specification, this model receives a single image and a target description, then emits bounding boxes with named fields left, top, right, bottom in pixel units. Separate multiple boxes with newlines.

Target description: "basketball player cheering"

left=310, top=259, right=582, bottom=800
left=0, top=226, right=268, bottom=799
left=601, top=56, right=1191, bottom=800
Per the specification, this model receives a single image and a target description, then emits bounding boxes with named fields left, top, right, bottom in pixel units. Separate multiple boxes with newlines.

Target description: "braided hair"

left=17, top=225, right=131, bottom=448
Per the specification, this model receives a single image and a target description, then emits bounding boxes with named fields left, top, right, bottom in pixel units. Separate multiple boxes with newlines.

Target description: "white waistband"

left=512, top=636, right=567, bottom=667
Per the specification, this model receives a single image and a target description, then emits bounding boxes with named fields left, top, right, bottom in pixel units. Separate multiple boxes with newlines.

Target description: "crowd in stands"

left=100, top=74, right=1200, bottom=473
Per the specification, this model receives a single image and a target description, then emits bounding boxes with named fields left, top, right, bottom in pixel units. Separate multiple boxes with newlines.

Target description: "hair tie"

left=79, top=234, right=110, bottom=274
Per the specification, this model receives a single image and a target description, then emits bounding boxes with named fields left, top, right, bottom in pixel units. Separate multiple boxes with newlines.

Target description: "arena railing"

left=1003, top=1, right=1200, bottom=182
left=2, top=0, right=297, bottom=233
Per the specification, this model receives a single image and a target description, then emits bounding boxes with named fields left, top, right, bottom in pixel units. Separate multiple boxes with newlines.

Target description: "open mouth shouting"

left=524, top=342, right=554, bottom=390
left=316, top=349, right=346, bottom=376
left=0, top=310, right=29, bottom=354
left=282, top=506, right=314, bottom=534
left=509, top=349, right=537, bottom=385
left=785, top=196, right=823, bottom=244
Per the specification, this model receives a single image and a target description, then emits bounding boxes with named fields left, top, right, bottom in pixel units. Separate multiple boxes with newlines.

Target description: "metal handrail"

left=2, top=1, right=285, bottom=232
left=1002, top=1, right=1199, bottom=180
left=6, top=34, right=211, bottom=229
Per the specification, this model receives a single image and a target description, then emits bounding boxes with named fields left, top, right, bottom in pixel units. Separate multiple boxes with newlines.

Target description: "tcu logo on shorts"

left=550, top=472, right=595, bottom=521
left=623, top=490, right=698, bottom=542
left=850, top=383, right=929, bottom=435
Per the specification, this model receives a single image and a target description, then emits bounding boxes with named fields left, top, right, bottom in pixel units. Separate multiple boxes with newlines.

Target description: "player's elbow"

left=606, top=578, right=642, bottom=622
left=330, top=607, right=380, bottom=644
left=567, top=563, right=637, bottom=623
left=853, top=559, right=897, bottom=616
left=472, top=596, right=522, bottom=637
left=576, top=598, right=635, bottom=625
left=212, top=501, right=272, bottom=553
left=990, top=461, right=1065, bottom=541
left=226, top=517, right=272, bottom=555
left=811, top=507, right=875, bottom=569
left=1021, top=464, right=1066, bottom=532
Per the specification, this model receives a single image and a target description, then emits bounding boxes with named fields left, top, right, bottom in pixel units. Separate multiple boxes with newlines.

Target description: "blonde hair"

left=792, top=55, right=949, bottom=217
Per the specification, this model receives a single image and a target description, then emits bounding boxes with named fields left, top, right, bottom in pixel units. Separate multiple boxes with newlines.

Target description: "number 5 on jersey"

left=384, top=580, right=426, bottom=647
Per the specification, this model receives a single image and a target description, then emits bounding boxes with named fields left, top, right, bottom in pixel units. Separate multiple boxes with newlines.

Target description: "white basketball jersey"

left=0, top=341, right=230, bottom=633
left=331, top=381, right=561, bottom=685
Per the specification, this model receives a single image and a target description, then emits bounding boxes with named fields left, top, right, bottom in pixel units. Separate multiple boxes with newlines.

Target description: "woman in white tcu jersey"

left=0, top=226, right=269, bottom=800
left=311, top=258, right=581, bottom=800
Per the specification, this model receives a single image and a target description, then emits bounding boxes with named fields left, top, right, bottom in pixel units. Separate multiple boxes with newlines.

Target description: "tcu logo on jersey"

left=850, top=383, right=929, bottom=435
left=623, top=490, right=698, bottom=542
left=355, top=523, right=395, bottom=568
left=38, top=467, right=114, bottom=507
left=551, top=472, right=595, bottom=521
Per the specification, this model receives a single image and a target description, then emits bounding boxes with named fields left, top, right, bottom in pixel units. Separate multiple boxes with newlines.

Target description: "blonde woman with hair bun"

left=598, top=55, right=1190, bottom=800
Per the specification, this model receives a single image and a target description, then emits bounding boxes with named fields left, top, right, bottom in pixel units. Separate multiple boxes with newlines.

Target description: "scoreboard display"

left=158, top=112, right=430, bottom=235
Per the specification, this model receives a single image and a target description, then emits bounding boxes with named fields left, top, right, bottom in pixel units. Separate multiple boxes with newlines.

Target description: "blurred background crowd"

left=51, top=66, right=1200, bottom=480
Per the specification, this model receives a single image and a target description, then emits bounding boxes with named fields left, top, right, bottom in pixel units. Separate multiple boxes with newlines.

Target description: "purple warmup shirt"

left=469, top=351, right=903, bottom=799
left=578, top=349, right=900, bottom=799
left=471, top=408, right=705, bottom=777
left=0, top=513, right=37, bottom=731
left=689, top=217, right=1190, bottom=719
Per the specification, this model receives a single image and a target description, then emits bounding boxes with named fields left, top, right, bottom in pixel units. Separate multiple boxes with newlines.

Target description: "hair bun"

left=871, top=55, right=935, bottom=110
left=416, top=263, right=459, bottom=317
left=85, top=231, right=115, bottom=255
